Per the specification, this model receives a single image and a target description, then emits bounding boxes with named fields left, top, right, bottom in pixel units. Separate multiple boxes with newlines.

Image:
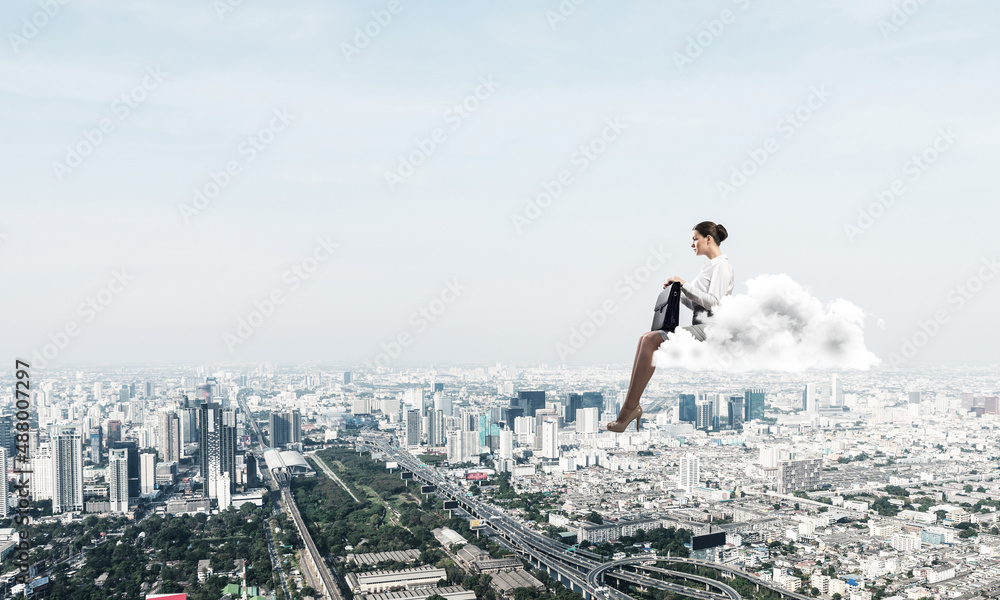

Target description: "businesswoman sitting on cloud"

left=607, top=221, right=734, bottom=433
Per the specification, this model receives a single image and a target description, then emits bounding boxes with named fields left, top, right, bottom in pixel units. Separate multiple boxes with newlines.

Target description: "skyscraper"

left=678, top=394, right=697, bottom=423
left=803, top=383, right=817, bottom=413
left=108, top=447, right=129, bottom=513
left=140, top=452, right=156, bottom=495
left=0, top=447, right=8, bottom=519
left=269, top=409, right=302, bottom=447
left=107, top=420, right=122, bottom=446
left=343, top=371, right=352, bottom=385
left=695, top=402, right=713, bottom=431
left=679, top=454, right=700, bottom=492
left=576, top=407, right=599, bottom=434
left=541, top=418, right=559, bottom=459
left=160, top=411, right=182, bottom=463
left=180, top=407, right=198, bottom=445
left=110, top=441, right=140, bottom=501
left=517, top=391, right=545, bottom=418
left=499, top=429, right=513, bottom=460
left=405, top=409, right=421, bottom=446
left=53, top=426, right=84, bottom=514
left=0, top=415, right=14, bottom=456
left=200, top=402, right=236, bottom=499
left=429, top=409, right=446, bottom=446
left=726, top=396, right=744, bottom=430
left=744, top=388, right=766, bottom=422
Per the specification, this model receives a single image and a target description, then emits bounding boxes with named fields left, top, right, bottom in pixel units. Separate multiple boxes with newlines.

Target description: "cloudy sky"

left=1, top=0, right=998, bottom=369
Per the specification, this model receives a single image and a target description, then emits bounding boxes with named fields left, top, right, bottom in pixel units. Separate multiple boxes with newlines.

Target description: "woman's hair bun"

left=715, top=223, right=728, bottom=243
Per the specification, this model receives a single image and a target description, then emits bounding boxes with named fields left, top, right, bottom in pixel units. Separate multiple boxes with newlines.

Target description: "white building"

left=541, top=418, right=559, bottom=459
left=108, top=448, right=130, bottom=513
left=140, top=452, right=156, bottom=495
left=891, top=533, right=921, bottom=553
left=577, top=407, right=599, bottom=434
left=53, top=426, right=83, bottom=514
left=499, top=429, right=513, bottom=460
left=679, top=453, right=700, bottom=492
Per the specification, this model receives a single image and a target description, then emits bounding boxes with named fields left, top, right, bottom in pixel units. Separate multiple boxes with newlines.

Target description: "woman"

left=606, top=221, right=733, bottom=433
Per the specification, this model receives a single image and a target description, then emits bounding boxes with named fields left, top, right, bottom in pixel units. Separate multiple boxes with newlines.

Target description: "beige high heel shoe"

left=606, top=405, right=642, bottom=433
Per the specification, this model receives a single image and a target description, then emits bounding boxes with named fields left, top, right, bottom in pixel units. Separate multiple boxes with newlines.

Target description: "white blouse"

left=681, top=254, right=734, bottom=312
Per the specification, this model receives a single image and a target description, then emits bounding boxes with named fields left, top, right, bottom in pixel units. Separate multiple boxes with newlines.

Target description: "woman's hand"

left=664, top=276, right=686, bottom=288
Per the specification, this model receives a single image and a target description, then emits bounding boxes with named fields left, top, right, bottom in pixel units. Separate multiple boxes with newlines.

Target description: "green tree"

left=586, top=511, right=603, bottom=525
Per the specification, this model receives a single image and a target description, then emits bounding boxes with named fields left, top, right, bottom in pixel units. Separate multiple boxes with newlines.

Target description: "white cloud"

left=653, top=274, right=880, bottom=371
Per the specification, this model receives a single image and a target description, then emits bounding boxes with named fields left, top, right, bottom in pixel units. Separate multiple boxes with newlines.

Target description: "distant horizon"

left=3, top=2, right=998, bottom=369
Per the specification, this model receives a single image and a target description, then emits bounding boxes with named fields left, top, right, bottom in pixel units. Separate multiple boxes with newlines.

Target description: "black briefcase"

left=651, top=282, right=681, bottom=332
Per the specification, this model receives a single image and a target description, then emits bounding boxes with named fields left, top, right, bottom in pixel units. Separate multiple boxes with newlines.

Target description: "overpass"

left=238, top=390, right=345, bottom=600
left=357, top=433, right=813, bottom=600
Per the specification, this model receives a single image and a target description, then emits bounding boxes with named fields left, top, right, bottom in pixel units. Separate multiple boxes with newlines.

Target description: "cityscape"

left=3, top=1, right=1000, bottom=600
left=3, top=364, right=999, bottom=600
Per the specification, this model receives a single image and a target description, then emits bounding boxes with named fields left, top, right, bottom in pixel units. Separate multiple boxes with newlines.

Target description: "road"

left=357, top=432, right=819, bottom=600
left=239, top=389, right=345, bottom=600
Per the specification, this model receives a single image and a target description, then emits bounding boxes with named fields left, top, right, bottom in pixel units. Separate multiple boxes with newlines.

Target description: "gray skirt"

left=658, top=324, right=707, bottom=342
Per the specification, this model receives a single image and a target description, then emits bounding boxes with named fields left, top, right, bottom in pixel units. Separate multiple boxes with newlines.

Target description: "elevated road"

left=238, top=389, right=344, bottom=600
left=357, top=432, right=814, bottom=600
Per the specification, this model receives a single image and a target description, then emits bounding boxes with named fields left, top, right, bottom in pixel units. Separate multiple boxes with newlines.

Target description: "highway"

left=238, top=390, right=344, bottom=600
left=357, top=432, right=816, bottom=600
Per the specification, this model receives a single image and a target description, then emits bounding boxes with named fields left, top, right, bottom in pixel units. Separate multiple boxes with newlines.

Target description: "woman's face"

left=691, top=230, right=709, bottom=256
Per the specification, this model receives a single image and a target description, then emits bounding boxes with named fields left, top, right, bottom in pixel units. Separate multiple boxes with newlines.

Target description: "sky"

left=1, top=0, right=998, bottom=369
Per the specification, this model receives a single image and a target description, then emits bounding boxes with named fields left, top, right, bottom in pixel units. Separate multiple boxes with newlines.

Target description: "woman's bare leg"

left=618, top=331, right=665, bottom=416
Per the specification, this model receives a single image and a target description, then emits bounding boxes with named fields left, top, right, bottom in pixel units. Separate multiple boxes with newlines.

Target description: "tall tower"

left=679, top=453, right=700, bottom=492
left=53, top=426, right=84, bottom=513
left=0, top=447, right=8, bottom=519
left=405, top=409, right=421, bottom=446
left=200, top=402, right=238, bottom=498
left=541, top=418, right=559, bottom=459
left=160, top=411, right=182, bottom=463
left=269, top=411, right=290, bottom=447
left=108, top=447, right=129, bottom=513
left=744, top=388, right=766, bottom=421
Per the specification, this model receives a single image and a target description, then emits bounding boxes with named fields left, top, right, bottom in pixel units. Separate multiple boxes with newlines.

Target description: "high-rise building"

left=776, top=458, right=823, bottom=494
left=200, top=403, right=237, bottom=499
left=541, top=419, right=559, bottom=460
left=119, top=384, right=130, bottom=403
left=405, top=409, right=421, bottom=446
left=246, top=453, right=259, bottom=488
left=218, top=472, right=232, bottom=510
left=744, top=389, right=766, bottom=421
left=111, top=441, right=140, bottom=500
left=31, top=443, right=53, bottom=502
left=499, top=429, right=513, bottom=460
left=93, top=381, right=103, bottom=401
left=140, top=452, right=156, bottom=495
left=107, top=420, right=122, bottom=446
left=830, top=375, right=842, bottom=407
left=678, top=394, right=697, bottom=423
left=180, top=407, right=198, bottom=445
left=726, top=396, right=744, bottom=430
left=0, top=415, right=14, bottom=457
left=566, top=392, right=603, bottom=423
left=88, top=428, right=103, bottom=465
left=0, top=447, right=8, bottom=519
left=695, top=401, right=713, bottom=430
left=803, top=384, right=817, bottom=413
left=679, top=453, right=700, bottom=492
left=576, top=407, right=599, bottom=434
left=53, top=426, right=84, bottom=514
left=517, top=391, right=546, bottom=418
left=429, top=409, right=446, bottom=446
left=269, top=410, right=302, bottom=447
left=108, top=448, right=130, bottom=513
left=160, top=411, right=182, bottom=463
left=343, top=371, right=352, bottom=385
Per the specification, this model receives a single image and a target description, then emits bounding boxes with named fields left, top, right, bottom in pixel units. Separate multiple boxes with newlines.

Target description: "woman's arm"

left=680, top=262, right=733, bottom=312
